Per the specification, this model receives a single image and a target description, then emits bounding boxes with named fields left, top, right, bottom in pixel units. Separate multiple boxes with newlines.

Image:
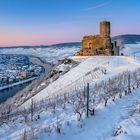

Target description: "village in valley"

left=0, top=54, right=43, bottom=89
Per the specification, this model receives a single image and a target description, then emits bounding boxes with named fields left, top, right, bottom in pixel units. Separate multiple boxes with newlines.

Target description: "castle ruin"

left=75, top=21, right=119, bottom=56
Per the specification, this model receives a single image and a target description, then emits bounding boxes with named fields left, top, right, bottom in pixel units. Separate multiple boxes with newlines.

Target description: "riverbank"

left=0, top=77, right=37, bottom=91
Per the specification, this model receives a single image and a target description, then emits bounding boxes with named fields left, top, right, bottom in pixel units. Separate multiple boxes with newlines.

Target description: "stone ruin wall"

left=75, top=21, right=115, bottom=56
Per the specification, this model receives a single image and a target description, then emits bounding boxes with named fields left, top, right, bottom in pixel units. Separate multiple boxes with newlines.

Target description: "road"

left=29, top=56, right=53, bottom=75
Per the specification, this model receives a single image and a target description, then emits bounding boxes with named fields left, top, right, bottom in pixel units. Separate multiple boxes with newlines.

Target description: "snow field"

left=21, top=56, right=140, bottom=109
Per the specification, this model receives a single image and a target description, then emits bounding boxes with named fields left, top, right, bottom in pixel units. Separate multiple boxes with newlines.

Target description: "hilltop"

left=112, top=34, right=140, bottom=45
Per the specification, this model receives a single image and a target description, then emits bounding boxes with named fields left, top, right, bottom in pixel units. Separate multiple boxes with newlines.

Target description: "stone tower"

left=100, top=21, right=110, bottom=37
left=100, top=21, right=111, bottom=49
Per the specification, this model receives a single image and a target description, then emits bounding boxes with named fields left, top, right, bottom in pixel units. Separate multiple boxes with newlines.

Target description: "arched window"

left=89, top=42, right=92, bottom=49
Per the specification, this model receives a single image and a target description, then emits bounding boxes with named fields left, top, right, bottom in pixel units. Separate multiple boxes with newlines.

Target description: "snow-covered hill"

left=112, top=34, right=140, bottom=45
left=1, top=43, right=140, bottom=140
left=21, top=56, right=140, bottom=109
left=0, top=43, right=81, bottom=63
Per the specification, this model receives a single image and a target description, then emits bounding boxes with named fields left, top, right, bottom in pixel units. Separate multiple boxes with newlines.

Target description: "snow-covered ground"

left=122, top=43, right=140, bottom=58
left=113, top=102, right=140, bottom=140
left=1, top=43, right=140, bottom=140
left=1, top=73, right=140, bottom=140
left=36, top=88, right=140, bottom=140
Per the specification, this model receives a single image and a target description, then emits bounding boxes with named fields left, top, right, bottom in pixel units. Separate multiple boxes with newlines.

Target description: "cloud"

left=84, top=0, right=113, bottom=11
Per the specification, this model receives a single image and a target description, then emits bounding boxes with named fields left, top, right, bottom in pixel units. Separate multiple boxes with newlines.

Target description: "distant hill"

left=112, top=34, right=140, bottom=45
left=49, top=42, right=81, bottom=47
left=0, top=42, right=81, bottom=49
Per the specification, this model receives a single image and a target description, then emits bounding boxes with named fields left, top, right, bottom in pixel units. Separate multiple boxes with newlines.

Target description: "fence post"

left=87, top=83, right=89, bottom=117
left=31, top=98, right=34, bottom=122
left=128, top=73, right=131, bottom=93
left=84, top=86, right=86, bottom=101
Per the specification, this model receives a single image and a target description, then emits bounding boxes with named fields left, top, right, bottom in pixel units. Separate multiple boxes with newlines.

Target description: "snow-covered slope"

left=1, top=70, right=140, bottom=140
left=122, top=43, right=140, bottom=58
left=1, top=43, right=140, bottom=140
left=37, top=88, right=140, bottom=140
left=113, top=102, right=140, bottom=140
left=21, top=56, right=140, bottom=109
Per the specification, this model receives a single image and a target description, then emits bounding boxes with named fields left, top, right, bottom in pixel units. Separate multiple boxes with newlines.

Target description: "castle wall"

left=75, top=48, right=113, bottom=56
left=82, top=35, right=105, bottom=49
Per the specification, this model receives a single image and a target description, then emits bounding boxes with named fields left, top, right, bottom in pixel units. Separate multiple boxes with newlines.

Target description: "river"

left=0, top=81, right=31, bottom=104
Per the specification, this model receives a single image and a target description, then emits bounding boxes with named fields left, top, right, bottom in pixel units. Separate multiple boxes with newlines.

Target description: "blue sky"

left=0, top=0, right=140, bottom=46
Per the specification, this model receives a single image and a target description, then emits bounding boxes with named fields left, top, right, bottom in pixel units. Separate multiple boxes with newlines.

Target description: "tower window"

left=89, top=43, right=92, bottom=49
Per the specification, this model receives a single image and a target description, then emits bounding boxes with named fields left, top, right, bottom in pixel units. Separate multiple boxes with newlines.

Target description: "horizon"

left=0, top=34, right=139, bottom=47
left=0, top=0, right=140, bottom=46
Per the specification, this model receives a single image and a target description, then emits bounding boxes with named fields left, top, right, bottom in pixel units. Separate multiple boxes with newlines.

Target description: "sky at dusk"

left=0, top=0, right=140, bottom=46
